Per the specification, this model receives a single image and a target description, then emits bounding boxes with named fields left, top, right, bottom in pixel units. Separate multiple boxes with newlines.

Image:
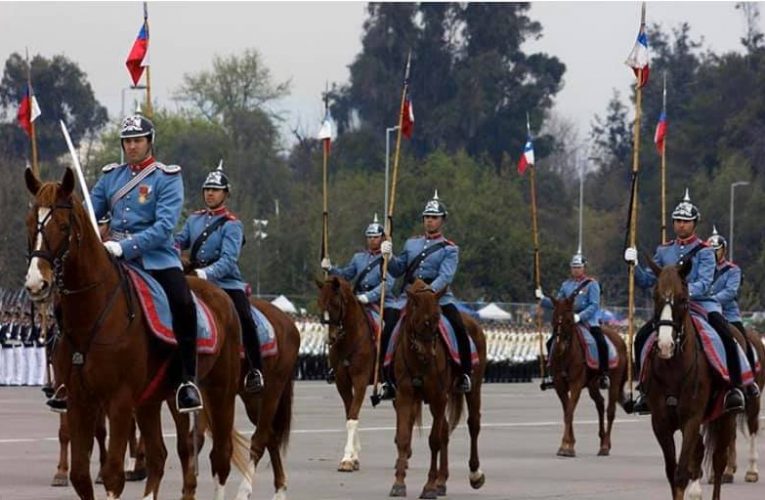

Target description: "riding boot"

left=708, top=312, right=746, bottom=413
left=591, top=326, right=610, bottom=389
left=379, top=308, right=399, bottom=400
left=241, top=319, right=264, bottom=394
left=176, top=338, right=203, bottom=413
left=45, top=384, right=68, bottom=413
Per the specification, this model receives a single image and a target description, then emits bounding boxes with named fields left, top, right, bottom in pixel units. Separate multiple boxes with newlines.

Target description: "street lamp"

left=729, top=181, right=749, bottom=262
left=384, top=126, right=399, bottom=218
left=253, top=219, right=269, bottom=297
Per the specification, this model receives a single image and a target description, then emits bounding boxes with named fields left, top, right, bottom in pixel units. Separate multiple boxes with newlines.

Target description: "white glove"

left=320, top=257, right=332, bottom=271
left=534, top=288, right=544, bottom=300
left=103, top=241, right=123, bottom=258
left=573, top=313, right=581, bottom=323
left=195, top=269, right=207, bottom=280
left=356, top=294, right=369, bottom=304
left=381, top=240, right=393, bottom=258
left=624, top=247, right=638, bottom=265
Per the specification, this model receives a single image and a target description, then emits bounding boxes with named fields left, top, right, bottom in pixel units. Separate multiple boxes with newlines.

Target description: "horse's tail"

left=273, top=375, right=294, bottom=454
left=414, top=399, right=423, bottom=433
left=447, top=392, right=464, bottom=434
left=702, top=415, right=736, bottom=477
left=200, top=402, right=251, bottom=478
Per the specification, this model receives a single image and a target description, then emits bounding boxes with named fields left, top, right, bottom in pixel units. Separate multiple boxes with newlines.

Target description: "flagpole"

left=143, top=2, right=153, bottom=119
left=371, top=51, right=411, bottom=407
left=25, top=48, right=40, bottom=178
left=660, top=71, right=667, bottom=243
left=321, top=85, right=330, bottom=278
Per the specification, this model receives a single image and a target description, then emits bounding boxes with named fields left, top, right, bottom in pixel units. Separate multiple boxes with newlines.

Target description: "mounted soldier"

left=89, top=114, right=202, bottom=413
left=624, top=189, right=755, bottom=414
left=537, top=252, right=610, bottom=389
left=321, top=214, right=396, bottom=382
left=175, top=162, right=264, bottom=393
left=380, top=190, right=472, bottom=397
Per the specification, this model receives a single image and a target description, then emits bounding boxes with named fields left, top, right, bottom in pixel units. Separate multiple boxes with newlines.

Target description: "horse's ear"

left=646, top=254, right=662, bottom=278
left=25, top=167, right=41, bottom=196
left=677, top=257, right=693, bottom=280
left=61, top=168, right=75, bottom=196
left=331, top=276, right=340, bottom=291
left=314, top=277, right=325, bottom=290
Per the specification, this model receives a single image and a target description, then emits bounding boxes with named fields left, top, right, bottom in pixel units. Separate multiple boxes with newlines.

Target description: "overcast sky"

left=1, top=1, right=760, bottom=150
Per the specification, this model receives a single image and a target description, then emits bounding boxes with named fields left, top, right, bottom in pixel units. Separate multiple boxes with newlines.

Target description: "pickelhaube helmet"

left=202, top=160, right=230, bottom=191
left=706, top=225, right=727, bottom=250
left=365, top=213, right=384, bottom=237
left=671, top=188, right=700, bottom=221
left=422, top=190, right=448, bottom=218
left=570, top=252, right=587, bottom=268
left=120, top=114, right=155, bottom=142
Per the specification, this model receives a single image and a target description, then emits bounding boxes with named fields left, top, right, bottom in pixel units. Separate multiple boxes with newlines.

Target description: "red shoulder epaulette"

left=224, top=210, right=238, bottom=221
left=192, top=208, right=206, bottom=214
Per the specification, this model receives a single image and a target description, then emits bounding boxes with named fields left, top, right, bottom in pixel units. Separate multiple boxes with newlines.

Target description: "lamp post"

left=384, top=125, right=399, bottom=217
left=253, top=219, right=269, bottom=297
left=729, top=181, right=749, bottom=262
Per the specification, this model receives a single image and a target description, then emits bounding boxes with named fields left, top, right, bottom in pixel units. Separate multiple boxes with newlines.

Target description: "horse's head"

left=315, top=275, right=355, bottom=345
left=404, top=279, right=443, bottom=360
left=649, top=256, right=692, bottom=359
left=551, top=296, right=577, bottom=355
left=24, top=168, right=86, bottom=302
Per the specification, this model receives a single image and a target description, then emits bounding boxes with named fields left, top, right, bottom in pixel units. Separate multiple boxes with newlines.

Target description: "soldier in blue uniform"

left=175, top=164, right=264, bottom=394
left=321, top=214, right=396, bottom=384
left=707, top=226, right=759, bottom=383
left=381, top=191, right=472, bottom=396
left=89, top=115, right=202, bottom=413
left=624, top=190, right=752, bottom=414
left=537, top=252, right=609, bottom=389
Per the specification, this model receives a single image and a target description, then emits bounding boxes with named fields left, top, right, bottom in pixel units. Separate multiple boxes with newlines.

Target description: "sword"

left=59, top=120, right=99, bottom=238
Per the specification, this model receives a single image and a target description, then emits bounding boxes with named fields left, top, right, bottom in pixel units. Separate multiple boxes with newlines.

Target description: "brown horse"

left=175, top=297, right=299, bottom=500
left=643, top=258, right=736, bottom=500
left=24, top=167, right=246, bottom=500
left=389, top=280, right=486, bottom=499
left=315, top=276, right=376, bottom=472
left=548, top=296, right=627, bottom=457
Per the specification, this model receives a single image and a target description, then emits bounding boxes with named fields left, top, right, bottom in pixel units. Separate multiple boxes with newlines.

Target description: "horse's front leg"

left=52, top=413, right=70, bottom=487
left=168, top=401, right=196, bottom=500
left=651, top=413, right=678, bottom=498
left=100, top=394, right=135, bottom=499
left=335, top=364, right=356, bottom=472
left=67, top=399, right=97, bottom=500
left=421, top=397, right=447, bottom=499
left=675, top=417, right=702, bottom=500
left=345, top=368, right=369, bottom=471
left=466, top=388, right=485, bottom=489
left=135, top=401, right=168, bottom=500
left=390, top=395, right=415, bottom=497
left=587, top=382, right=608, bottom=455
left=745, top=402, right=760, bottom=482
left=559, top=381, right=583, bottom=457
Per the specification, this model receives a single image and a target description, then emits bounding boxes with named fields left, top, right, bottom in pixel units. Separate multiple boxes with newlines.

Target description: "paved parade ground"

left=1, top=382, right=763, bottom=499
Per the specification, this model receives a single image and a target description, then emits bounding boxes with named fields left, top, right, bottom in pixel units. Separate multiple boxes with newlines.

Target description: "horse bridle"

left=655, top=294, right=689, bottom=349
left=320, top=293, right=347, bottom=343
left=406, top=291, right=439, bottom=359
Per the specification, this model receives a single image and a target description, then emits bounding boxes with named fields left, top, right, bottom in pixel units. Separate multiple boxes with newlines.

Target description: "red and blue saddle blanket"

left=383, top=311, right=479, bottom=368
left=548, top=324, right=619, bottom=370
left=640, top=305, right=757, bottom=385
left=249, top=305, right=278, bottom=358
left=364, top=304, right=382, bottom=343
left=125, top=265, right=219, bottom=354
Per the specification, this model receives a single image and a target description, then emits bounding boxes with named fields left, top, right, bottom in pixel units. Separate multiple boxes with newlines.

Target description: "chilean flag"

left=517, top=135, right=535, bottom=175
left=126, top=23, right=149, bottom=86
left=317, top=108, right=334, bottom=155
left=625, top=19, right=650, bottom=87
left=401, top=97, right=414, bottom=139
left=654, top=110, right=667, bottom=154
left=17, top=86, right=41, bottom=136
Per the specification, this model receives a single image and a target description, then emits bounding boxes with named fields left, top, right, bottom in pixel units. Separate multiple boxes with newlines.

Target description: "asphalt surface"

left=1, top=382, right=763, bottom=499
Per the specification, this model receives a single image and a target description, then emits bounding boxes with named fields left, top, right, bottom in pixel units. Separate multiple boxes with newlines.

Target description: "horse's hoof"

left=353, top=459, right=360, bottom=471
left=436, top=484, right=446, bottom=496
left=389, top=484, right=407, bottom=497
left=722, top=472, right=734, bottom=483
left=557, top=447, right=575, bottom=457
left=337, top=460, right=355, bottom=472
left=419, top=488, right=438, bottom=499
left=51, top=473, right=68, bottom=487
left=745, top=471, right=758, bottom=482
left=469, top=471, right=485, bottom=490
left=95, top=473, right=103, bottom=484
left=126, top=467, right=147, bottom=481
left=597, top=447, right=610, bottom=456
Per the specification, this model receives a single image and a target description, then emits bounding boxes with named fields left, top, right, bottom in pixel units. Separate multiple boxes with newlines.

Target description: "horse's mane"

left=408, top=279, right=431, bottom=294
left=35, top=180, right=91, bottom=241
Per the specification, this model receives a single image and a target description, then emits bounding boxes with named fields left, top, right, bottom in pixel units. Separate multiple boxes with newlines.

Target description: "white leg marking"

left=25, top=208, right=51, bottom=295
left=469, top=469, right=484, bottom=482
left=235, top=460, right=256, bottom=500
left=272, top=486, right=288, bottom=500
left=106, top=493, right=121, bottom=500
left=141, top=495, right=154, bottom=500
left=657, top=303, right=675, bottom=359
left=749, top=431, right=759, bottom=475
left=342, top=419, right=358, bottom=462
left=685, top=478, right=702, bottom=500
left=353, top=419, right=361, bottom=461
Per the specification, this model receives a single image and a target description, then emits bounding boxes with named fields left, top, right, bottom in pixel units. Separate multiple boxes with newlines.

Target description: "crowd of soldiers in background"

left=0, top=288, right=52, bottom=387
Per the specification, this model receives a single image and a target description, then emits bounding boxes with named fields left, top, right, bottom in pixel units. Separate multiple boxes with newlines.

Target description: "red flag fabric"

left=17, top=87, right=41, bottom=136
left=401, top=97, right=414, bottom=139
left=654, top=110, right=667, bottom=154
left=517, top=136, right=535, bottom=175
left=126, top=23, right=149, bottom=86
left=318, top=108, right=333, bottom=155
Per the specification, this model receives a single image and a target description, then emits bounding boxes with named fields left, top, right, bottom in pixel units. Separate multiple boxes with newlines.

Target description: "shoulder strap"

left=568, top=278, right=593, bottom=300
left=677, top=242, right=705, bottom=267
left=404, top=241, right=448, bottom=284
left=109, top=163, right=158, bottom=209
left=714, top=264, right=733, bottom=282
left=353, top=256, right=383, bottom=294
left=190, top=216, right=230, bottom=265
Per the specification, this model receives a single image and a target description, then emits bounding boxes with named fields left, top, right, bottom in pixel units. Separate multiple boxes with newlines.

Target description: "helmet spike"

left=683, top=188, right=691, bottom=203
left=433, top=189, right=439, bottom=200
left=711, top=224, right=719, bottom=236
left=217, top=158, right=224, bottom=171
left=135, top=102, right=143, bottom=115
left=372, top=213, right=379, bottom=224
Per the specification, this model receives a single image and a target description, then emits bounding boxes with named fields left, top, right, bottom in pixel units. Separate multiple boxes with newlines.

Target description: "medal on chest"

left=138, top=184, right=152, bottom=204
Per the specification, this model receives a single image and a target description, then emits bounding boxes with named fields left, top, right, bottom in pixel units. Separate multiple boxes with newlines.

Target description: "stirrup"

left=380, top=381, right=396, bottom=401
left=631, top=392, right=650, bottom=415
left=599, top=374, right=610, bottom=390
left=45, top=385, right=68, bottom=414
left=244, top=369, right=264, bottom=394
left=745, top=383, right=760, bottom=399
left=456, top=374, right=472, bottom=394
left=325, top=367, right=335, bottom=384
left=176, top=381, right=203, bottom=414
left=724, top=388, right=745, bottom=414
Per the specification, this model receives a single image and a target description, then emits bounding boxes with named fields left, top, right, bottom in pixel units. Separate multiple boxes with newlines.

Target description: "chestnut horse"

left=174, top=297, right=299, bottom=500
left=316, top=276, right=376, bottom=472
left=24, top=167, right=246, bottom=500
left=548, top=297, right=627, bottom=457
left=389, top=280, right=486, bottom=499
left=643, top=258, right=736, bottom=500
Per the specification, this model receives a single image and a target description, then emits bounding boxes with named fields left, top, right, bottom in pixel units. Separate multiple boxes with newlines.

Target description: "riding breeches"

left=380, top=307, right=401, bottom=365
left=224, top=288, right=262, bottom=370
left=633, top=320, right=656, bottom=377
left=150, top=268, right=198, bottom=379
left=590, top=326, right=609, bottom=373
left=707, top=311, right=744, bottom=387
left=730, top=320, right=757, bottom=373
left=441, top=303, right=472, bottom=376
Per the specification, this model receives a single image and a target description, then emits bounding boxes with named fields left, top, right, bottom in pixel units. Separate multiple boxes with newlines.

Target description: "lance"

left=60, top=120, right=99, bottom=238
left=371, top=51, right=411, bottom=407
left=320, top=84, right=331, bottom=278
left=25, top=48, right=41, bottom=178
left=660, top=71, right=668, bottom=243
left=142, top=2, right=153, bottom=118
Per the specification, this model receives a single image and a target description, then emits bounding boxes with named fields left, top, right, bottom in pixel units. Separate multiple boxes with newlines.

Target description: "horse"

left=174, top=297, right=299, bottom=500
left=315, top=275, right=376, bottom=472
left=388, top=279, right=486, bottom=499
left=548, top=296, right=627, bottom=457
left=643, top=257, right=736, bottom=500
left=24, top=167, right=246, bottom=500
